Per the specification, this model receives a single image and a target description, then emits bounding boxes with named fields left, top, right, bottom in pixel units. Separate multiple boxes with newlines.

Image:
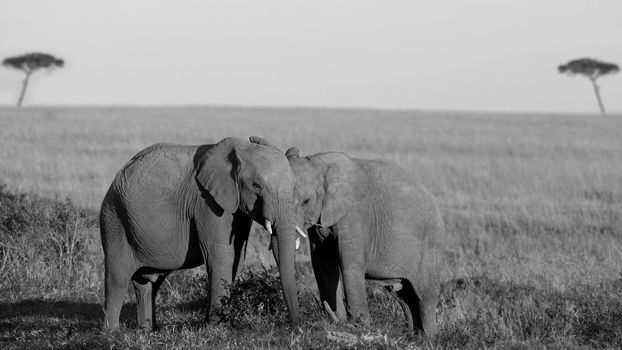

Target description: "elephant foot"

left=138, top=322, right=154, bottom=331
left=137, top=315, right=157, bottom=331
left=103, top=318, right=120, bottom=331
left=350, top=314, right=371, bottom=328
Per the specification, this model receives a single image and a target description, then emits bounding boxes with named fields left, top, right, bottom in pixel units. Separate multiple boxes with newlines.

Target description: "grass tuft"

left=0, top=185, right=100, bottom=295
left=437, top=276, right=622, bottom=349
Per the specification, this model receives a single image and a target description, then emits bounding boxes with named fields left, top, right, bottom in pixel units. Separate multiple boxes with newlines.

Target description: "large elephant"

left=100, top=137, right=302, bottom=330
left=286, top=147, right=443, bottom=336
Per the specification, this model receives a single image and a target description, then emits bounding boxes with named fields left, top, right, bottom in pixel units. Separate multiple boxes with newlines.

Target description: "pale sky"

left=1, top=1, right=621, bottom=112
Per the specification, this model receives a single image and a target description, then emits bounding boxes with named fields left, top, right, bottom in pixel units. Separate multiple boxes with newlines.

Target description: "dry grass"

left=0, top=106, right=621, bottom=348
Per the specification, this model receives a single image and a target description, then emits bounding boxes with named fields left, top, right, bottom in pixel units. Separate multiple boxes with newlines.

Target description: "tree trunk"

left=590, top=78, right=606, bottom=115
left=17, top=72, right=32, bottom=108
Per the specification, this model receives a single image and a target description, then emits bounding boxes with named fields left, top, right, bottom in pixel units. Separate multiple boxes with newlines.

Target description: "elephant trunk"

left=267, top=203, right=300, bottom=324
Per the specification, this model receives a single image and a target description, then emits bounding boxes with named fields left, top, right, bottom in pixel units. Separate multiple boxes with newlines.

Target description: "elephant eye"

left=302, top=199, right=310, bottom=206
left=252, top=182, right=262, bottom=192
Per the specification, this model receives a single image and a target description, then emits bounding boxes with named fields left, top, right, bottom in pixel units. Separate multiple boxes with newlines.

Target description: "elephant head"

left=285, top=147, right=366, bottom=232
left=195, top=137, right=300, bottom=323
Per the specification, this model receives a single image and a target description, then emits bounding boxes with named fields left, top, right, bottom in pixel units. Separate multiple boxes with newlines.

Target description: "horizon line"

left=0, top=103, right=615, bottom=117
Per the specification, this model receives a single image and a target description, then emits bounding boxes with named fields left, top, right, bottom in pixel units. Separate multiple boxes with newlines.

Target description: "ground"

left=0, top=107, right=620, bottom=349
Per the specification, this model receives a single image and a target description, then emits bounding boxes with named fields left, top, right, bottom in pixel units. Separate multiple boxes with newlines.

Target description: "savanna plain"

left=0, top=107, right=621, bottom=349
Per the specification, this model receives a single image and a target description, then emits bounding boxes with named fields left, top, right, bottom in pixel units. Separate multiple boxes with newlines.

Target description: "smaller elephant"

left=287, top=147, right=443, bottom=336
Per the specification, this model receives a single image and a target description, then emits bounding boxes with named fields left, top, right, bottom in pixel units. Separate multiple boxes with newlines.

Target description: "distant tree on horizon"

left=2, top=52, right=65, bottom=107
left=558, top=58, right=619, bottom=115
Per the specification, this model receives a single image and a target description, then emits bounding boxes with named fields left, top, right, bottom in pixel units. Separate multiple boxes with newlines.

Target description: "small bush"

left=215, top=267, right=288, bottom=329
left=213, top=265, right=324, bottom=331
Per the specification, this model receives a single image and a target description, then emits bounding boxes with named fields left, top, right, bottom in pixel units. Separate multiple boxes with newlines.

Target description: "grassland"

left=0, top=106, right=621, bottom=349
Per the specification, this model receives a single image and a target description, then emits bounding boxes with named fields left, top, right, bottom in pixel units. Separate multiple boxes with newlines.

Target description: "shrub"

left=214, top=267, right=288, bottom=329
left=213, top=264, right=323, bottom=330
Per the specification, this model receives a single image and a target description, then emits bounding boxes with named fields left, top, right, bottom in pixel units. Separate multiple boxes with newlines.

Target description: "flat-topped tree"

left=2, top=52, right=64, bottom=107
left=558, top=58, right=619, bottom=115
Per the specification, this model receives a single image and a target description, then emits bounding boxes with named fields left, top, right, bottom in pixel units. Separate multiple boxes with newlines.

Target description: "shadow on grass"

left=0, top=299, right=104, bottom=320
left=0, top=298, right=140, bottom=345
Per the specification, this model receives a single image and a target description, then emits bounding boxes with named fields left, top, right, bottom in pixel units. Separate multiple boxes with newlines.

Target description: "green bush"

left=214, top=268, right=289, bottom=329
left=213, top=265, right=323, bottom=330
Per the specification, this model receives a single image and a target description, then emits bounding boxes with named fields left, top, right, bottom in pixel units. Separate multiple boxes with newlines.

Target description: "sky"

left=1, top=1, right=621, bottom=113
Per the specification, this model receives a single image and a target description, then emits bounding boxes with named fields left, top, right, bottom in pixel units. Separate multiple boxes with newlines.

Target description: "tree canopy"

left=3, top=52, right=64, bottom=74
left=558, top=58, right=619, bottom=81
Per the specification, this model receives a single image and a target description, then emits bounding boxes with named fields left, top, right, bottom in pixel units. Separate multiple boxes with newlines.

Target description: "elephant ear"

left=317, top=153, right=365, bottom=228
left=196, top=137, right=243, bottom=214
left=249, top=136, right=282, bottom=151
left=285, top=147, right=300, bottom=159
left=249, top=136, right=272, bottom=147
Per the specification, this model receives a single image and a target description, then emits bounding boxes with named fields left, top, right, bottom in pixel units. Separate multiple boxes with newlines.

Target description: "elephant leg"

left=310, top=236, right=345, bottom=321
left=206, top=264, right=234, bottom=323
left=132, top=272, right=169, bottom=330
left=150, top=274, right=168, bottom=329
left=132, top=274, right=154, bottom=330
left=103, top=253, right=135, bottom=330
left=202, top=241, right=236, bottom=324
left=335, top=222, right=370, bottom=326
left=338, top=246, right=370, bottom=325
left=340, top=267, right=369, bottom=326
left=396, top=278, right=438, bottom=337
left=102, top=217, right=136, bottom=330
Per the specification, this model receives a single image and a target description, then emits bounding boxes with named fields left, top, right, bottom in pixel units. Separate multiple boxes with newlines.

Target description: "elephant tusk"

left=323, top=301, right=339, bottom=323
left=265, top=219, right=273, bottom=234
left=295, top=226, right=307, bottom=239
left=295, top=237, right=301, bottom=250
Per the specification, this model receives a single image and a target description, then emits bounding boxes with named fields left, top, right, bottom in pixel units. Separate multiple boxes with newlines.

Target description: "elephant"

left=100, top=137, right=304, bottom=330
left=285, top=147, right=443, bottom=336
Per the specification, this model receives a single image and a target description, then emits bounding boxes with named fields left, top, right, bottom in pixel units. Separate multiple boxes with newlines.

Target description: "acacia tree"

left=2, top=52, right=64, bottom=107
left=558, top=58, right=619, bottom=115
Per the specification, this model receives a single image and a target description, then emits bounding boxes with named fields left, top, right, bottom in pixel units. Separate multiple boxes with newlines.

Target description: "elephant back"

left=111, top=143, right=200, bottom=225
